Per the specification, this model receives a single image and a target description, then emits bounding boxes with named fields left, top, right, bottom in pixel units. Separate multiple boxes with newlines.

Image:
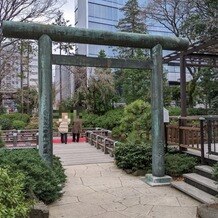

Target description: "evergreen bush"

left=0, top=168, right=32, bottom=217
left=168, top=107, right=181, bottom=116
left=165, top=153, right=197, bottom=177
left=113, top=100, right=151, bottom=142
left=114, top=141, right=152, bottom=172
left=12, top=120, right=26, bottom=130
left=187, top=108, right=207, bottom=115
left=0, top=149, right=66, bottom=204
left=0, top=128, right=5, bottom=148
left=212, top=163, right=218, bottom=182
left=0, top=113, right=30, bottom=130
left=0, top=117, right=12, bottom=130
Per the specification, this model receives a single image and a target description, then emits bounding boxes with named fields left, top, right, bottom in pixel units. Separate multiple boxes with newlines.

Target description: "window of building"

left=89, top=3, right=118, bottom=21
left=89, top=22, right=116, bottom=32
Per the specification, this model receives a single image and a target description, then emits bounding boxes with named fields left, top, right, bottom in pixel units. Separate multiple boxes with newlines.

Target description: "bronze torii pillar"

left=2, top=21, right=188, bottom=185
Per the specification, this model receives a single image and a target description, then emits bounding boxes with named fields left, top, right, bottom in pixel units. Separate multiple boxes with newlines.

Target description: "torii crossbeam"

left=2, top=21, right=189, bottom=186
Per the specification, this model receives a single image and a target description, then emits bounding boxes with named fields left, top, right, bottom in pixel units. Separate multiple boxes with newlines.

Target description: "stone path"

left=49, top=145, right=201, bottom=218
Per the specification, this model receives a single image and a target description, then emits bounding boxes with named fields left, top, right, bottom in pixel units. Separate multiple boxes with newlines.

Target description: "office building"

left=74, top=0, right=191, bottom=83
left=75, top=0, right=124, bottom=57
left=0, top=43, right=39, bottom=110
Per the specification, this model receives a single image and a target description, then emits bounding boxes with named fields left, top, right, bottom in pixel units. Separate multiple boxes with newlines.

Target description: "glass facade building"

left=75, top=0, right=125, bottom=57
left=74, top=0, right=185, bottom=83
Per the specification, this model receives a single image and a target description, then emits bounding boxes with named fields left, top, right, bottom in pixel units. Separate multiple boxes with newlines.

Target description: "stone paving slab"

left=49, top=163, right=201, bottom=218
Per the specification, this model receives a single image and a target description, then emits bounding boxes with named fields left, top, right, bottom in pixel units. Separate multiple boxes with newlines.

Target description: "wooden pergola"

left=163, top=34, right=218, bottom=117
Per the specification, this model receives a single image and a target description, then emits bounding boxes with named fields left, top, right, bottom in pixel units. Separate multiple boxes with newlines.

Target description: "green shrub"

left=82, top=108, right=124, bottom=130
left=212, top=163, right=218, bottom=182
left=0, top=168, right=32, bottom=217
left=0, top=113, right=30, bottom=130
left=82, top=112, right=99, bottom=128
left=3, top=113, right=30, bottom=123
left=114, top=100, right=151, bottom=142
left=187, top=108, right=207, bottom=116
left=0, top=117, right=12, bottom=130
left=165, top=153, right=197, bottom=177
left=0, top=129, right=5, bottom=148
left=0, top=105, right=6, bottom=114
left=114, top=141, right=152, bottom=172
left=0, top=149, right=66, bottom=204
left=168, top=107, right=181, bottom=116
left=12, top=120, right=26, bottom=130
left=96, top=108, right=124, bottom=130
left=25, top=116, right=38, bottom=129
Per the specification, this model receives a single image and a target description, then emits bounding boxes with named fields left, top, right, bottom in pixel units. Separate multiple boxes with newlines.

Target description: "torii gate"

left=2, top=21, right=188, bottom=185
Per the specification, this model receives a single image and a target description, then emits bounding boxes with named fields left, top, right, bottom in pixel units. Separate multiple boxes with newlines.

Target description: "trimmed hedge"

left=0, top=149, right=66, bottom=204
left=115, top=142, right=197, bottom=177
left=114, top=141, right=152, bottom=172
left=165, top=153, right=197, bottom=177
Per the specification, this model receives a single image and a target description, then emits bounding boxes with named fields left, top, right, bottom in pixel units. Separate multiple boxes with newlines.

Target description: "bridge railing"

left=1, top=129, right=39, bottom=147
left=1, top=128, right=114, bottom=147
left=86, top=130, right=117, bottom=157
left=166, top=116, right=218, bottom=163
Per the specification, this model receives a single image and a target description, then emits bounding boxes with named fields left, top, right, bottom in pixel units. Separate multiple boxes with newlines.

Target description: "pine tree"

left=115, top=0, right=147, bottom=58
left=117, top=0, right=145, bottom=34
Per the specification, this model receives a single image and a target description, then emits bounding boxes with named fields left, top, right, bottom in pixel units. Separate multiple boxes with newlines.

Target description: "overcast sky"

left=59, top=0, right=75, bottom=26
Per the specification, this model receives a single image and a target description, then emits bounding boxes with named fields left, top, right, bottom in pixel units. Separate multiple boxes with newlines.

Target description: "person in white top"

left=58, top=113, right=70, bottom=144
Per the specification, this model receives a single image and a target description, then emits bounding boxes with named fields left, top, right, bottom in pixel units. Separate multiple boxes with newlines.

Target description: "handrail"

left=85, top=129, right=117, bottom=157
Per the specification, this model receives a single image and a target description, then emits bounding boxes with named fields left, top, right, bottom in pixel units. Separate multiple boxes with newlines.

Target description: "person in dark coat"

left=72, top=115, right=83, bottom=142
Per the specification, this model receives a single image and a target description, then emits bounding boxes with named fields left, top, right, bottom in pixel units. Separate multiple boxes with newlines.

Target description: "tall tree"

left=115, top=0, right=147, bottom=58
left=53, top=10, right=73, bottom=106
left=0, top=0, right=63, bottom=106
left=114, top=0, right=152, bottom=104
left=14, top=87, right=38, bottom=114
left=144, top=0, right=216, bottom=108
left=0, top=0, right=63, bottom=46
left=196, top=68, right=218, bottom=109
left=144, top=0, right=216, bottom=40
left=144, top=0, right=193, bottom=38
left=181, top=0, right=217, bottom=40
left=73, top=50, right=116, bottom=115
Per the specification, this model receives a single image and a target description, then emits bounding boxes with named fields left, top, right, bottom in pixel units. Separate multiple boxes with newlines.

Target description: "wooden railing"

left=1, top=129, right=38, bottom=147
left=1, top=127, right=114, bottom=148
left=166, top=116, right=218, bottom=162
left=86, top=130, right=117, bottom=157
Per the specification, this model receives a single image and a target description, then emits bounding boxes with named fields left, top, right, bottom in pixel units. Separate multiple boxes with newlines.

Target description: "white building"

left=0, top=42, right=39, bottom=110
left=54, top=65, right=75, bottom=109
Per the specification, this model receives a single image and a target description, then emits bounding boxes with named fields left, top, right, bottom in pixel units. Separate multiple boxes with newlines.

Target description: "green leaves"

left=165, top=153, right=197, bottom=177
left=115, top=141, right=152, bottom=171
left=0, top=168, right=32, bottom=218
left=0, top=149, right=66, bottom=204
left=212, top=163, right=218, bottom=182
left=115, top=100, right=151, bottom=142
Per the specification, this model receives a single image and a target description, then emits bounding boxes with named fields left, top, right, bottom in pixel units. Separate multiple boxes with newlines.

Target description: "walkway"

left=49, top=142, right=201, bottom=218
left=53, top=142, right=113, bottom=166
